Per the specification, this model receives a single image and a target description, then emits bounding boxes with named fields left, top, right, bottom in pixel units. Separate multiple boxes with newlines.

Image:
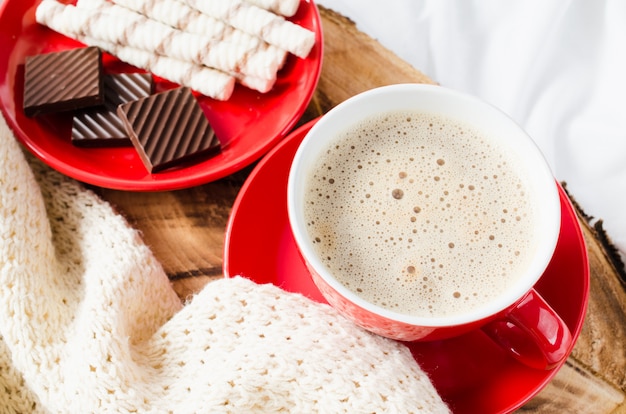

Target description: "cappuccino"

left=303, top=111, right=539, bottom=318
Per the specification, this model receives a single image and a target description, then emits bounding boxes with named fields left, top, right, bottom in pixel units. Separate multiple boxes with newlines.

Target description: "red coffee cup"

left=287, top=84, right=570, bottom=370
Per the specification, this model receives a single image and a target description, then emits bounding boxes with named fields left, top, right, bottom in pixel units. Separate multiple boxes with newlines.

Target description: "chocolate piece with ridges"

left=117, top=87, right=221, bottom=173
left=23, top=46, right=103, bottom=117
left=71, top=73, right=153, bottom=147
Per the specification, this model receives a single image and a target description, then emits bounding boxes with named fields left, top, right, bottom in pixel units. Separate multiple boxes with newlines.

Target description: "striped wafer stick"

left=180, top=0, right=315, bottom=58
left=244, top=0, right=301, bottom=17
left=36, top=0, right=282, bottom=80
left=89, top=0, right=288, bottom=69
left=104, top=0, right=228, bottom=39
left=81, top=34, right=274, bottom=94
left=78, top=36, right=236, bottom=100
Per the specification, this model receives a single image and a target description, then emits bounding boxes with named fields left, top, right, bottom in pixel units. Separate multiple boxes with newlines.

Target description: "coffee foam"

left=303, top=111, right=538, bottom=318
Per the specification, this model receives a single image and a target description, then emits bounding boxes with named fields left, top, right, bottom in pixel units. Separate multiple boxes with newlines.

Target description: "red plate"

left=223, top=118, right=590, bottom=414
left=0, top=0, right=322, bottom=191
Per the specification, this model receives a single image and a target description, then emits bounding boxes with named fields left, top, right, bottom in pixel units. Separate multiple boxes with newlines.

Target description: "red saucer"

left=0, top=0, right=322, bottom=191
left=223, top=118, right=590, bottom=414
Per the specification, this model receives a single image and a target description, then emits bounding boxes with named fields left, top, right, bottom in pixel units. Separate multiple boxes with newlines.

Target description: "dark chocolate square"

left=71, top=73, right=153, bottom=147
left=117, top=87, right=221, bottom=173
left=23, top=46, right=103, bottom=117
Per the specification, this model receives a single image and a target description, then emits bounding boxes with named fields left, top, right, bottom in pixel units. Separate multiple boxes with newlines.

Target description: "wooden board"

left=95, top=6, right=626, bottom=413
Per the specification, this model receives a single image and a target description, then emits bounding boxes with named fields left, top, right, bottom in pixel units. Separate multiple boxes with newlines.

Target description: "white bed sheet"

left=316, top=0, right=626, bottom=268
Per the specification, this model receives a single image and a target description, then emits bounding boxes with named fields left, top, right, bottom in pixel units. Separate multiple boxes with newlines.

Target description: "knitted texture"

left=0, top=113, right=449, bottom=413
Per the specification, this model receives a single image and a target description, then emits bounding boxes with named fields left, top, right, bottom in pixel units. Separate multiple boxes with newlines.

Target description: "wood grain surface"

left=95, top=6, right=626, bottom=413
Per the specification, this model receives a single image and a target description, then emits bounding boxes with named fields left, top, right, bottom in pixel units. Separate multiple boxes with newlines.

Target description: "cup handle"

left=481, top=288, right=572, bottom=370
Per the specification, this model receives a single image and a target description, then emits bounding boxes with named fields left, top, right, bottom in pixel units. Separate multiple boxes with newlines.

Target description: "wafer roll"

left=244, top=0, right=301, bottom=17
left=77, top=34, right=272, bottom=94
left=36, top=0, right=281, bottom=80
left=93, top=0, right=288, bottom=69
left=105, top=0, right=226, bottom=38
left=181, top=0, right=315, bottom=58
left=79, top=36, right=236, bottom=100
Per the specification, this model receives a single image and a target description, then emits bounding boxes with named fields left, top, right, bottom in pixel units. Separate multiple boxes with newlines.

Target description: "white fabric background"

left=316, top=0, right=626, bottom=267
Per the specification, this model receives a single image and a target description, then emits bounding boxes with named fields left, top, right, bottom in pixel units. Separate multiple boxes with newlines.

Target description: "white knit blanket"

left=0, top=112, right=449, bottom=413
